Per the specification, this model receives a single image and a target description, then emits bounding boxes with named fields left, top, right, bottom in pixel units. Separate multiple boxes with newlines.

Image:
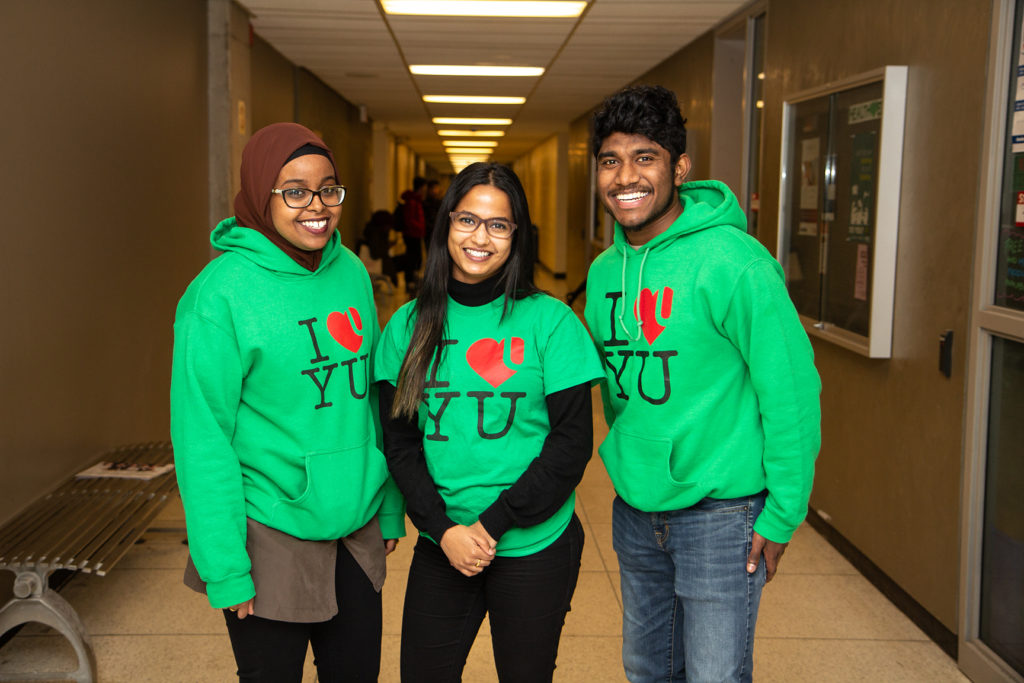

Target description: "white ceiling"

left=239, top=0, right=745, bottom=171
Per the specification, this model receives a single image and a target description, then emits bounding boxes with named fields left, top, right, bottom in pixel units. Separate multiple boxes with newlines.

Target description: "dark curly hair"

left=590, top=85, right=687, bottom=161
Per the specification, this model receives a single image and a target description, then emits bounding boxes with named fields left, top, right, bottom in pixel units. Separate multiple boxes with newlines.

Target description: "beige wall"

left=0, top=1, right=209, bottom=523
left=246, top=40, right=376, bottom=250
left=251, top=35, right=296, bottom=134
left=760, top=0, right=990, bottom=632
left=515, top=133, right=569, bottom=275
left=293, top=70, right=374, bottom=249
left=567, top=0, right=990, bottom=634
left=640, top=32, right=716, bottom=182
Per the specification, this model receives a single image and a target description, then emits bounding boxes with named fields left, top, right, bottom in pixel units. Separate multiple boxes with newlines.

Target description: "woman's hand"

left=384, top=538, right=399, bottom=556
left=440, top=524, right=496, bottom=576
left=228, top=597, right=255, bottom=619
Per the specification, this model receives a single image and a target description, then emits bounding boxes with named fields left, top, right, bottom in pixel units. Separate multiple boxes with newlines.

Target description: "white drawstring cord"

left=616, top=245, right=649, bottom=342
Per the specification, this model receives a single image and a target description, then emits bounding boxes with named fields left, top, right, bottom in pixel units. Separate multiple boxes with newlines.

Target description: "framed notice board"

left=777, top=66, right=908, bottom=358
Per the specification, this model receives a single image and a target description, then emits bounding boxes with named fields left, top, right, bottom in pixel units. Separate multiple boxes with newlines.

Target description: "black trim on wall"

left=805, top=509, right=958, bottom=659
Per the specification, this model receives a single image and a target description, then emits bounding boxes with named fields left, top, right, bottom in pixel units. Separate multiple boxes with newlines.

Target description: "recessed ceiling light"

left=424, top=95, right=525, bottom=105
left=411, top=65, right=544, bottom=77
left=383, top=1, right=586, bottom=18
left=437, top=129, right=506, bottom=137
left=433, top=117, right=513, bottom=125
left=443, top=140, right=499, bottom=147
left=444, top=147, right=495, bottom=154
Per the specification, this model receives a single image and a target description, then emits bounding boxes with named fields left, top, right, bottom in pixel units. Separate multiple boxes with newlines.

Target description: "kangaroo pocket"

left=598, top=426, right=697, bottom=510
left=270, top=434, right=387, bottom=540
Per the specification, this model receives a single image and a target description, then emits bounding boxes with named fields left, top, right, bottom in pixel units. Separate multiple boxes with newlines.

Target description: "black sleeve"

left=477, top=382, right=593, bottom=541
left=376, top=381, right=456, bottom=542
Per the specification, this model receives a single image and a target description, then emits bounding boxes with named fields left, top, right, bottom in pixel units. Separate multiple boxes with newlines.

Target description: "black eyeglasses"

left=449, top=211, right=517, bottom=239
left=271, top=185, right=347, bottom=208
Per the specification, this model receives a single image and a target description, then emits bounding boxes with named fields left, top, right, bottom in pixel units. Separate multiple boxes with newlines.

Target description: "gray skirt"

left=184, top=516, right=386, bottom=623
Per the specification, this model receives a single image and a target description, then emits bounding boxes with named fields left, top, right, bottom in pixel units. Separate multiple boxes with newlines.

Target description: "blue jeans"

left=613, top=492, right=767, bottom=683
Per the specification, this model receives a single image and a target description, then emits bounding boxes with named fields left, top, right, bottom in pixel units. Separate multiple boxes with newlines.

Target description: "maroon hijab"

left=234, top=122, right=339, bottom=271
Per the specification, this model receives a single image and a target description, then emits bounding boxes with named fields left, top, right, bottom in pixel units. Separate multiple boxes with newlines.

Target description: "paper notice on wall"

left=798, top=221, right=818, bottom=236
left=854, top=243, right=870, bottom=301
left=800, top=137, right=820, bottom=209
left=1014, top=16, right=1024, bottom=152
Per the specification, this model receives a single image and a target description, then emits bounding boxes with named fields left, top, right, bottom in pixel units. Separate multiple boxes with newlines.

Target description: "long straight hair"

left=392, top=163, right=539, bottom=418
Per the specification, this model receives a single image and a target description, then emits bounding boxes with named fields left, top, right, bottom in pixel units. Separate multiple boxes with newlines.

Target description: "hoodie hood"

left=609, top=180, right=749, bottom=343
left=211, top=217, right=340, bottom=276
left=612, top=179, right=747, bottom=253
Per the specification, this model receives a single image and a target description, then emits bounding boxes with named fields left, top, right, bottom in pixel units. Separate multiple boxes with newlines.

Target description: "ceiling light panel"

left=424, top=95, right=526, bottom=105
left=443, top=140, right=499, bottom=147
left=410, top=65, right=544, bottom=77
left=437, top=130, right=506, bottom=137
left=433, top=117, right=513, bottom=125
left=382, top=1, right=586, bottom=18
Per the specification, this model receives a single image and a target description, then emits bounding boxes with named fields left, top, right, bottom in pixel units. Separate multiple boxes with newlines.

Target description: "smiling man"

left=584, top=85, right=822, bottom=682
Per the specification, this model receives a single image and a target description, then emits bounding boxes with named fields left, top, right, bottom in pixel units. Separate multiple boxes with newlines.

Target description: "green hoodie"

left=584, top=180, right=821, bottom=543
left=171, top=218, right=404, bottom=609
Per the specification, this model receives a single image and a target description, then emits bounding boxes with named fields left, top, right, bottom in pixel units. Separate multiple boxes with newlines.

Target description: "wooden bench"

left=0, top=442, right=177, bottom=683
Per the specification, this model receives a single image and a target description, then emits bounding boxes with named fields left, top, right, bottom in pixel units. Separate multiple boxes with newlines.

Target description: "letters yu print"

left=298, top=308, right=369, bottom=409
left=602, top=291, right=677, bottom=405
left=422, top=337, right=526, bottom=441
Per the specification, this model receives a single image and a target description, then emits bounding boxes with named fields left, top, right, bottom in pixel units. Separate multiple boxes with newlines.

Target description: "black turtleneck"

left=447, top=272, right=504, bottom=306
left=376, top=277, right=593, bottom=544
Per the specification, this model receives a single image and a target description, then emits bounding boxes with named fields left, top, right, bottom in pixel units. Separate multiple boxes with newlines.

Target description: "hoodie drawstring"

left=617, top=245, right=650, bottom=342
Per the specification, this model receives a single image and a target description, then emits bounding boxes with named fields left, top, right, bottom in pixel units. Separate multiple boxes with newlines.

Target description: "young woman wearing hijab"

left=374, top=163, right=604, bottom=682
left=171, top=122, right=404, bottom=682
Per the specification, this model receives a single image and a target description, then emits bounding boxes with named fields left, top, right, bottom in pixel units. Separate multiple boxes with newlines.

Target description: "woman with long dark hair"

left=171, top=122, right=404, bottom=682
left=375, top=162, right=604, bottom=681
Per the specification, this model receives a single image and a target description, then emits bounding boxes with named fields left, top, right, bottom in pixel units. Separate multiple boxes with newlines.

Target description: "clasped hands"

left=440, top=521, right=496, bottom=576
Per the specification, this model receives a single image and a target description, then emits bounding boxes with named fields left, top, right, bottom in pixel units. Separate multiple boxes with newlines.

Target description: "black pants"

left=222, top=542, right=381, bottom=683
left=400, top=514, right=584, bottom=683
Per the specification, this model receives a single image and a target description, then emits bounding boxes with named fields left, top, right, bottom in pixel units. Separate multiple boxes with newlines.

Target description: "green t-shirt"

left=375, top=293, right=604, bottom=556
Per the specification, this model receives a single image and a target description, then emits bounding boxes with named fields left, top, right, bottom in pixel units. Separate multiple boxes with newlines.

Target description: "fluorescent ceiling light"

left=448, top=154, right=491, bottom=161
left=433, top=117, right=512, bottom=125
left=443, top=140, right=499, bottom=147
left=437, top=129, right=506, bottom=137
left=411, top=65, right=544, bottom=77
left=445, top=147, right=495, bottom=155
left=424, top=95, right=525, bottom=105
left=383, top=1, right=586, bottom=18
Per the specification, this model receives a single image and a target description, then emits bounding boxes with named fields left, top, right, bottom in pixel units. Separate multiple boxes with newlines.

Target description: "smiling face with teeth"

left=447, top=184, right=513, bottom=285
left=269, top=154, right=342, bottom=252
left=596, top=132, right=691, bottom=245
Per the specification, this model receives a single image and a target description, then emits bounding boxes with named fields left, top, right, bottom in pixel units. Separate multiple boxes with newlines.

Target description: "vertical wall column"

left=208, top=0, right=251, bottom=241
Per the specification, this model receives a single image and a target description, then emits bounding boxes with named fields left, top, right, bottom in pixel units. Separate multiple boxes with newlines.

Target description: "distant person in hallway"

left=423, top=178, right=443, bottom=249
left=584, top=85, right=822, bottom=682
left=171, top=122, right=404, bottom=682
left=375, top=163, right=604, bottom=682
left=396, top=176, right=428, bottom=292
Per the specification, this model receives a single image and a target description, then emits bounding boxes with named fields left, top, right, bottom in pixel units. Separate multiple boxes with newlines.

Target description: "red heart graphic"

left=635, top=287, right=673, bottom=345
left=327, top=308, right=363, bottom=353
left=466, top=337, right=523, bottom=388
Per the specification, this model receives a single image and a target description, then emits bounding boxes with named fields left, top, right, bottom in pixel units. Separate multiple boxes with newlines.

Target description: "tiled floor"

left=0, top=410, right=969, bottom=682
left=0, top=269, right=969, bottom=682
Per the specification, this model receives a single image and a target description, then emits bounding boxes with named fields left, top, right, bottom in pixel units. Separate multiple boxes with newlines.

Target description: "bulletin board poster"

left=848, top=131, right=876, bottom=243
left=1014, top=15, right=1024, bottom=152
left=996, top=154, right=1024, bottom=309
left=800, top=137, right=820, bottom=211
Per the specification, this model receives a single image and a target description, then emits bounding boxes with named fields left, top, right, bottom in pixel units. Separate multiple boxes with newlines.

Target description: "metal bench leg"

left=0, top=567, right=97, bottom=683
